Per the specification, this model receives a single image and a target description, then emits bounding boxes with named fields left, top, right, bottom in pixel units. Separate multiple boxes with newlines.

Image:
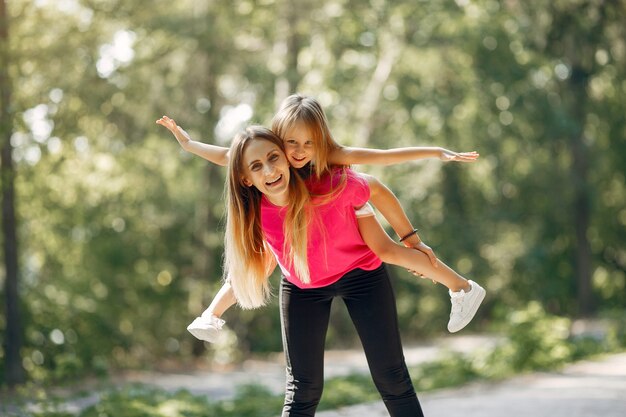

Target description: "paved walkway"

left=317, top=352, right=626, bottom=417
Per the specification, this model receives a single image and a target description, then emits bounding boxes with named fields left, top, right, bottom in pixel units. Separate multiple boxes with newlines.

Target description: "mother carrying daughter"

left=157, top=94, right=485, bottom=336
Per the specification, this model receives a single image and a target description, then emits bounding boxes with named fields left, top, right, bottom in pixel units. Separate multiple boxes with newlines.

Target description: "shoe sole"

left=448, top=286, right=486, bottom=333
left=187, top=318, right=220, bottom=343
left=188, top=326, right=219, bottom=343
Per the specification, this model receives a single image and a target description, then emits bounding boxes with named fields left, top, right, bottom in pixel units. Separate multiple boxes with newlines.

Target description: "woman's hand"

left=407, top=241, right=438, bottom=283
left=156, top=115, right=191, bottom=149
left=413, top=241, right=438, bottom=267
left=439, top=149, right=479, bottom=162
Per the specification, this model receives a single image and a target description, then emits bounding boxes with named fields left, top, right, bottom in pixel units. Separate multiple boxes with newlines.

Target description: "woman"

left=206, top=125, right=424, bottom=417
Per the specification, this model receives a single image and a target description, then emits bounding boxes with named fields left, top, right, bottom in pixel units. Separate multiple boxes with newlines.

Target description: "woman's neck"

left=265, top=194, right=289, bottom=207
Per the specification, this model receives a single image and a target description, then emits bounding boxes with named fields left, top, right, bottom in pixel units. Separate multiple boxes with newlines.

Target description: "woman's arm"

left=329, top=146, right=478, bottom=166
left=156, top=115, right=230, bottom=166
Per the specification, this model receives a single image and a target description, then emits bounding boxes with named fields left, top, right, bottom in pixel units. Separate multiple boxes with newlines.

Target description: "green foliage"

left=24, top=384, right=284, bottom=417
left=318, top=374, right=379, bottom=410
left=2, top=0, right=626, bottom=387
left=494, top=301, right=575, bottom=371
left=483, top=303, right=625, bottom=378
left=411, top=352, right=479, bottom=391
left=414, top=304, right=626, bottom=386
left=80, top=385, right=216, bottom=417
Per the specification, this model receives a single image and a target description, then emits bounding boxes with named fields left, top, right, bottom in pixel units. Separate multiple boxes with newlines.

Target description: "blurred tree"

left=499, top=0, right=626, bottom=315
left=0, top=0, right=25, bottom=386
left=1, top=0, right=624, bottom=386
left=273, top=0, right=305, bottom=101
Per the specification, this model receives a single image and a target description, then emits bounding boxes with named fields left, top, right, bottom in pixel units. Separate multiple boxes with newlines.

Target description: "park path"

left=5, top=335, right=496, bottom=415
left=122, top=334, right=498, bottom=399
left=317, top=351, right=626, bottom=417
left=7, top=335, right=626, bottom=417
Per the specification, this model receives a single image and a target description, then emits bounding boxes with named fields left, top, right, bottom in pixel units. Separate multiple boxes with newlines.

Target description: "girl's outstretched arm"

left=330, top=146, right=479, bottom=166
left=156, top=115, right=230, bottom=166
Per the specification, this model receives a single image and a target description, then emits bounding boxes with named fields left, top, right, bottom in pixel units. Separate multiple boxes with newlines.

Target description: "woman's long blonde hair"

left=224, top=126, right=311, bottom=309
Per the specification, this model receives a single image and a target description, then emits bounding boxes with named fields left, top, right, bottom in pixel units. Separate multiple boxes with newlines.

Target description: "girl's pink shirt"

left=260, top=168, right=382, bottom=288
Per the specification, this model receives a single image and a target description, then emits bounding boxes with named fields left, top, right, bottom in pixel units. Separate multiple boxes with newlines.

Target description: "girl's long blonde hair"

left=271, top=94, right=348, bottom=208
left=224, top=126, right=311, bottom=309
left=271, top=94, right=344, bottom=179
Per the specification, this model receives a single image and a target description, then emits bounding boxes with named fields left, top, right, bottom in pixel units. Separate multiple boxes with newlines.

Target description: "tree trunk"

left=275, top=0, right=303, bottom=104
left=353, top=29, right=403, bottom=147
left=569, top=67, right=593, bottom=315
left=0, top=0, right=25, bottom=386
left=558, top=1, right=600, bottom=315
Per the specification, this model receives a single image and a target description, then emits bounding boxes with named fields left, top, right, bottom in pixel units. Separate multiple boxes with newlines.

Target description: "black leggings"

left=279, top=264, right=424, bottom=417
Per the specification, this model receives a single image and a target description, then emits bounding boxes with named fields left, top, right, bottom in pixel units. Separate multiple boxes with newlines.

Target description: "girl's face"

left=241, top=139, right=291, bottom=206
left=283, top=122, right=316, bottom=169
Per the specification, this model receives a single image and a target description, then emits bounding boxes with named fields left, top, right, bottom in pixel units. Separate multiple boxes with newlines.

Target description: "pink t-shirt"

left=261, top=168, right=382, bottom=288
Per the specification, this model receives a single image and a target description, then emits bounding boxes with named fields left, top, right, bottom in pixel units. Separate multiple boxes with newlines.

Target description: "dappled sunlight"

left=215, top=103, right=253, bottom=144
left=97, top=30, right=137, bottom=79
left=1, top=2, right=624, bottom=410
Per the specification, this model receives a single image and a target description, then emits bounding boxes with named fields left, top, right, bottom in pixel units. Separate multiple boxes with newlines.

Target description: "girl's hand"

left=439, top=149, right=479, bottom=162
left=156, top=115, right=192, bottom=149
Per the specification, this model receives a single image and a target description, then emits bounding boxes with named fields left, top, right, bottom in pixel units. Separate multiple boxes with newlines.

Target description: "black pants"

left=279, top=264, right=424, bottom=417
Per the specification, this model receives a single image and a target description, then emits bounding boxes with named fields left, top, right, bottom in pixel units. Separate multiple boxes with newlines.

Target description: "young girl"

left=203, top=126, right=425, bottom=416
left=157, top=94, right=485, bottom=334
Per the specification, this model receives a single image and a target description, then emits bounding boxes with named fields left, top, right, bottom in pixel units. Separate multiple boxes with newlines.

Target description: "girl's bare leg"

left=187, top=283, right=236, bottom=343
left=357, top=215, right=470, bottom=292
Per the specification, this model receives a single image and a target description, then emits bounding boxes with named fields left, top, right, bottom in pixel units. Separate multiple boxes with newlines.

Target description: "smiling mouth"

left=265, top=175, right=283, bottom=186
left=292, top=156, right=307, bottom=162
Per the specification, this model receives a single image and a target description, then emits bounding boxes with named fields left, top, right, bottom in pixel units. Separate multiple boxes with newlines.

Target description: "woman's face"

left=283, top=122, right=316, bottom=169
left=241, top=139, right=291, bottom=206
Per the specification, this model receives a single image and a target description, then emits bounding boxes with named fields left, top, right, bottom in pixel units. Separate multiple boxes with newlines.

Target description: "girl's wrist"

left=180, top=139, right=193, bottom=151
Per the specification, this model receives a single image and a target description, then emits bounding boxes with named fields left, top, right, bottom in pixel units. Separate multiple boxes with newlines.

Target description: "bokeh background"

left=1, top=0, right=625, bottom=388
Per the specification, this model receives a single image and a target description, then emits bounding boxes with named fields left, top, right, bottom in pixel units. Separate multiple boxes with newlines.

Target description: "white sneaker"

left=447, top=280, right=486, bottom=333
left=187, top=314, right=225, bottom=343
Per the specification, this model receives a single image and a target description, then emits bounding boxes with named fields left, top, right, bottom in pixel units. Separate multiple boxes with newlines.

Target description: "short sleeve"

left=345, top=169, right=370, bottom=208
